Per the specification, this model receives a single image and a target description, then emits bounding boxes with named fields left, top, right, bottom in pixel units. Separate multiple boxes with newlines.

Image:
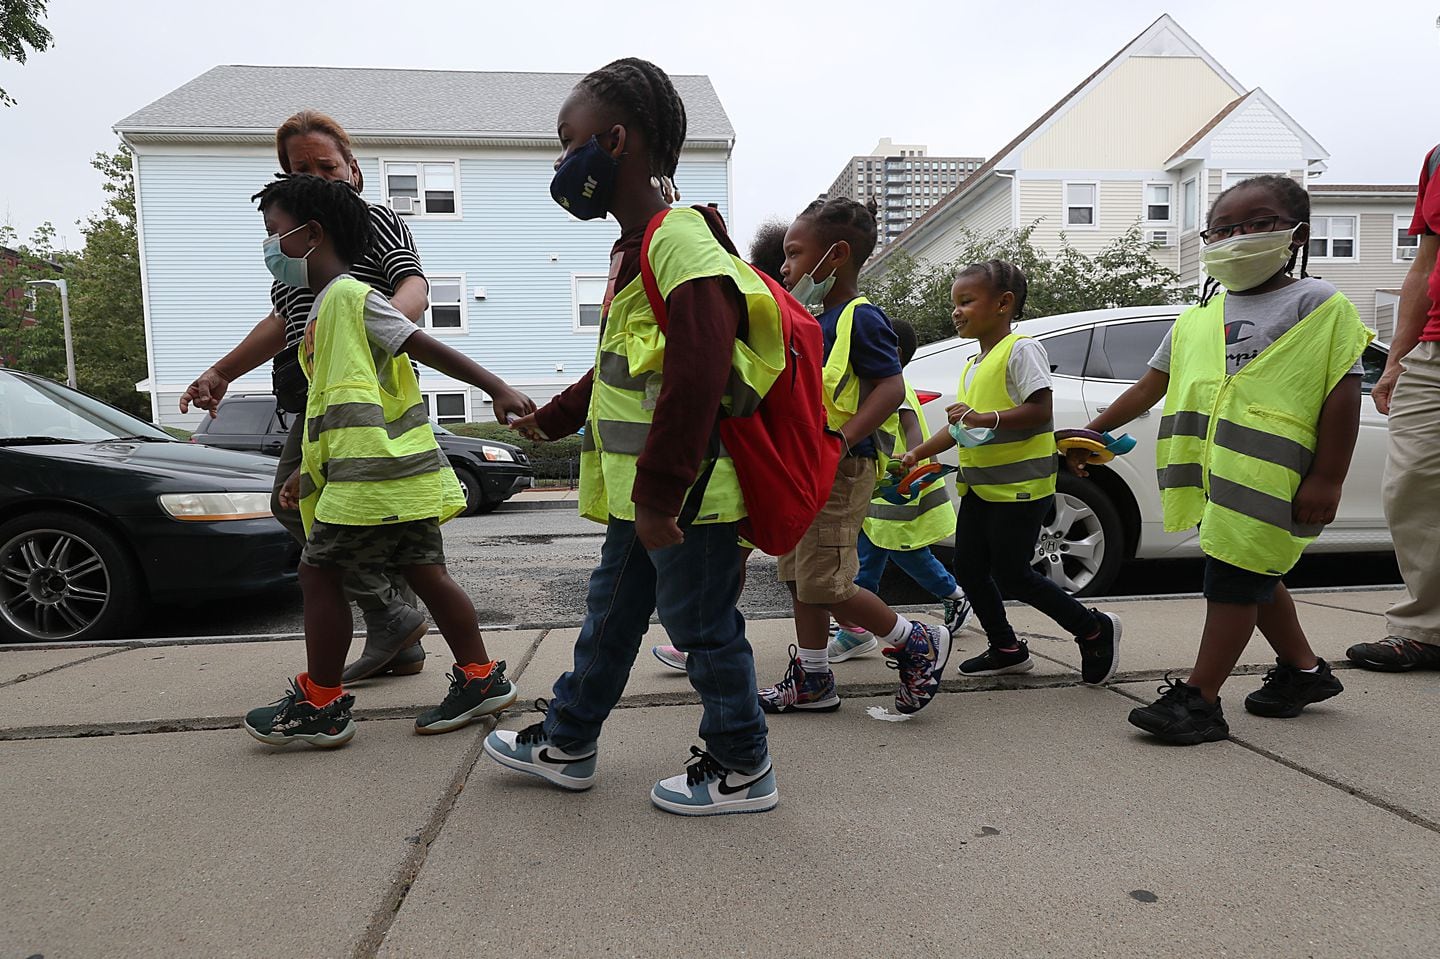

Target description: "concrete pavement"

left=3, top=587, right=1438, bottom=958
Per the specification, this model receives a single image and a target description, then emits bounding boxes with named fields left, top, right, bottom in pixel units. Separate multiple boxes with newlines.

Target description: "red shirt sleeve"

left=631, top=276, right=745, bottom=516
left=1412, top=148, right=1435, bottom=236
left=533, top=369, right=594, bottom=439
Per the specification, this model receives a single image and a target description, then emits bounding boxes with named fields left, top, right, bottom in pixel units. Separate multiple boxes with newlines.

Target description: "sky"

left=1, top=0, right=1436, bottom=253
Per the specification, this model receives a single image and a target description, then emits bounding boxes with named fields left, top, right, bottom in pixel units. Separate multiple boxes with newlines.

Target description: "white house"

left=862, top=15, right=1415, bottom=336
left=114, top=65, right=736, bottom=427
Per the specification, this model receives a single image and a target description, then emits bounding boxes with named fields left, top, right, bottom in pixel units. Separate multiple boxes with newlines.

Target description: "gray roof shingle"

left=115, top=65, right=734, bottom=141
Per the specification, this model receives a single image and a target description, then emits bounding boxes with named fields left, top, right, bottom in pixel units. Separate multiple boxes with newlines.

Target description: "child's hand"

left=1293, top=475, right=1343, bottom=527
left=491, top=388, right=537, bottom=425
left=946, top=402, right=974, bottom=426
left=278, top=469, right=301, bottom=511
left=507, top=412, right=551, bottom=442
left=900, top=449, right=920, bottom=470
left=1064, top=448, right=1094, bottom=478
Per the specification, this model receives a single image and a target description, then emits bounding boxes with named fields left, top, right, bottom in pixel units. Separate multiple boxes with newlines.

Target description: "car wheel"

left=0, top=511, right=144, bottom=643
left=1032, top=473, right=1125, bottom=597
left=453, top=466, right=483, bottom=517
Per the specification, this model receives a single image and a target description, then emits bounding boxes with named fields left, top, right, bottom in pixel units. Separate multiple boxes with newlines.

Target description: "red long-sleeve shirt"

left=534, top=212, right=746, bottom=517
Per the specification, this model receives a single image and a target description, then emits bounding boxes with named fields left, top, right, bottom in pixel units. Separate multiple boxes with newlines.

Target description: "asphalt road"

left=134, top=502, right=1403, bottom=640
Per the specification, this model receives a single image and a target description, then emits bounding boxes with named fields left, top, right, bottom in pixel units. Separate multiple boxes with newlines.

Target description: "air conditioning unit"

left=1400, top=246, right=1419, bottom=260
left=388, top=196, right=418, bottom=215
left=1145, top=229, right=1174, bottom=248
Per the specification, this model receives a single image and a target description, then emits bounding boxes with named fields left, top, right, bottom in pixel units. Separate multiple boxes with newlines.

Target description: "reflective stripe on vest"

left=1156, top=290, right=1373, bottom=575
left=297, top=276, right=465, bottom=533
left=578, top=207, right=784, bottom=525
left=953, top=333, right=1056, bottom=503
left=863, top=380, right=958, bottom=551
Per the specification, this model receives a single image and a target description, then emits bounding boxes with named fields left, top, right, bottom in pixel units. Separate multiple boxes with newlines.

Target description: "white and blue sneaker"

left=943, top=594, right=974, bottom=637
left=827, top=622, right=878, bottom=662
left=650, top=747, right=779, bottom=817
left=483, top=701, right=597, bottom=791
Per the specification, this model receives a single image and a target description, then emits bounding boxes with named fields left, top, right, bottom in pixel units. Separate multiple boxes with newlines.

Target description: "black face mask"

left=550, top=136, right=620, bottom=220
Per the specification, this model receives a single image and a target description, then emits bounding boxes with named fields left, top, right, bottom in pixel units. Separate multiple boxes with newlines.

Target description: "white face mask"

left=948, top=420, right=994, bottom=447
left=1199, top=225, right=1303, bottom=292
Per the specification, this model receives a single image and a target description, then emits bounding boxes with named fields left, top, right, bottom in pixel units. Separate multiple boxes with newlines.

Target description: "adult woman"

left=180, top=111, right=432, bottom=682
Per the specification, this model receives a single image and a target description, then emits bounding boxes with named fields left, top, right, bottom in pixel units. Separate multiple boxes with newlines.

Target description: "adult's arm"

left=178, top=311, right=286, bottom=416
left=1373, top=233, right=1439, bottom=414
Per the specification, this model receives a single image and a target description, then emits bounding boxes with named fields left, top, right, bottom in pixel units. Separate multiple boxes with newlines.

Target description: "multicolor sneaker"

left=958, top=643, right=1035, bottom=676
left=244, top=678, right=356, bottom=748
left=943, top=595, right=973, bottom=637
left=1345, top=636, right=1440, bottom=672
left=758, top=646, right=840, bottom=713
left=415, top=662, right=518, bottom=735
left=827, top=623, right=878, bottom=662
left=1128, top=675, right=1229, bottom=745
left=651, top=644, right=688, bottom=671
left=883, top=621, right=952, bottom=715
left=483, top=700, right=597, bottom=791
left=650, top=746, right=778, bottom=817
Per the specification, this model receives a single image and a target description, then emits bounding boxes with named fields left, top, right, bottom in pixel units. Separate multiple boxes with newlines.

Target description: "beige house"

left=863, top=14, right=1415, bottom=335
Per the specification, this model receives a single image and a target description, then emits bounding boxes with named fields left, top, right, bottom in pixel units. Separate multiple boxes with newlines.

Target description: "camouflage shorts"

left=301, top=519, right=447, bottom=572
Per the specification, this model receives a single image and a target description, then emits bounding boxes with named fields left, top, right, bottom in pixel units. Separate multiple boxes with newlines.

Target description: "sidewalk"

left=506, top=486, right=579, bottom=511
left=3, top=588, right=1438, bottom=958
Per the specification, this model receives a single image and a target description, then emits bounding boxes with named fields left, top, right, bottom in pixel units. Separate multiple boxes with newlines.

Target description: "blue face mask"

left=788, top=244, right=838, bottom=315
left=550, top=135, right=620, bottom=220
left=948, top=420, right=995, bottom=448
left=262, top=224, right=313, bottom=289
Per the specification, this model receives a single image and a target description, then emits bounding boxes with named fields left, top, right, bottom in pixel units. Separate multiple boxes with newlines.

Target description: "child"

left=242, top=174, right=534, bottom=748
left=905, top=260, right=1120, bottom=685
left=757, top=198, right=953, bottom=717
left=491, top=58, right=781, bottom=816
left=1069, top=175, right=1370, bottom=744
left=829, top=317, right=972, bottom=662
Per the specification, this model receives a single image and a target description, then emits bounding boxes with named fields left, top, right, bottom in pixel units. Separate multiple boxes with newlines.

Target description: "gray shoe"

left=344, top=606, right=428, bottom=682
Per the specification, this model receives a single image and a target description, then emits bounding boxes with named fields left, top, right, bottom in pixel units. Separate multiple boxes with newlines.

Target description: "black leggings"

left=952, top=493, right=1096, bottom=647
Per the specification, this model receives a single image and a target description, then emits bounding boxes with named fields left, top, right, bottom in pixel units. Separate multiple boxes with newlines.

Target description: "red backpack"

left=640, top=207, right=841, bottom=555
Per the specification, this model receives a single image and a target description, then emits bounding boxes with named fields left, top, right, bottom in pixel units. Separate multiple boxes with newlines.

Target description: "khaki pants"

left=1383, top=340, right=1440, bottom=644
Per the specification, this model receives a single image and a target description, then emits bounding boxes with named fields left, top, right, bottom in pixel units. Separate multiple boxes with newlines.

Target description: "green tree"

left=0, top=223, right=64, bottom=371
left=864, top=222, right=1190, bottom=347
left=1, top=0, right=53, bottom=107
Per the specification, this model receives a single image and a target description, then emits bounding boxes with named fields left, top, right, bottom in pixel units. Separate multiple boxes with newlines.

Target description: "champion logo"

left=1224, top=320, right=1255, bottom=345
left=581, top=175, right=599, bottom=200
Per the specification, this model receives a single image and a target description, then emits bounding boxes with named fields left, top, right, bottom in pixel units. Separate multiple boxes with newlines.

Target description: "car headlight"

left=481, top=446, right=515, bottom=462
left=159, top=492, right=273, bottom=521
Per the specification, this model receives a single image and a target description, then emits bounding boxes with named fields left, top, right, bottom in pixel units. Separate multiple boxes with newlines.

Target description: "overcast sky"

left=1, top=0, right=1435, bottom=253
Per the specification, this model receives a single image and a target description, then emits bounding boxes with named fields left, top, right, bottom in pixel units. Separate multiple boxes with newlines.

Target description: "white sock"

left=1300, top=663, right=1322, bottom=673
left=799, top=646, right=829, bottom=674
left=947, top=588, right=965, bottom=600
left=880, top=615, right=909, bottom=646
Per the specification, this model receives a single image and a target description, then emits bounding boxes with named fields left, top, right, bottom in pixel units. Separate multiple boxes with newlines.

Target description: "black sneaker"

left=416, top=662, right=519, bottom=735
left=1076, top=610, right=1121, bottom=685
left=1346, top=637, right=1440, bottom=672
left=1244, top=659, right=1344, bottom=718
left=1128, top=676, right=1228, bottom=745
left=959, top=642, right=1034, bottom=676
left=245, top=678, right=356, bottom=748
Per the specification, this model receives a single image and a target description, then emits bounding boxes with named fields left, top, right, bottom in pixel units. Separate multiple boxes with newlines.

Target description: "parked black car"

left=191, top=394, right=533, bottom=516
left=0, top=370, right=298, bottom=643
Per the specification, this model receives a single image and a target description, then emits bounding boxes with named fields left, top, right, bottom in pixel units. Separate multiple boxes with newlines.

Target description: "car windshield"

left=0, top=372, right=173, bottom=445
left=432, top=423, right=453, bottom=435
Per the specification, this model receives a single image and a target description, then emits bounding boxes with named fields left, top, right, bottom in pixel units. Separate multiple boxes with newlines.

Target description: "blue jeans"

left=544, top=518, right=769, bottom=771
left=855, top=530, right=959, bottom=599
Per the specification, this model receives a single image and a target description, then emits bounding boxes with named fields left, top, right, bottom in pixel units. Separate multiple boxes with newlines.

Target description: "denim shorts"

left=1203, top=556, right=1281, bottom=605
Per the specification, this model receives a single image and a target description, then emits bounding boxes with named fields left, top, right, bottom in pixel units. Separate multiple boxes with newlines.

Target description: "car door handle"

left=1096, top=407, right=1149, bottom=417
left=262, top=441, right=283, bottom=453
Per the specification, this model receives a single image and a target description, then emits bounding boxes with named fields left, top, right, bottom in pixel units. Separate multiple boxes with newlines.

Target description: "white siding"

left=908, top=180, right=1012, bottom=267
left=1306, top=201, right=1413, bottom=331
left=1017, top=178, right=1145, bottom=255
left=1209, top=99, right=1304, bottom=167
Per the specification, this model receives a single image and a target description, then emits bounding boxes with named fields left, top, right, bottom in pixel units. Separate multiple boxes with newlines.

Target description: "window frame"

left=1063, top=180, right=1100, bottom=230
left=1309, top=215, right=1359, bottom=261
left=1181, top=177, right=1199, bottom=234
left=1035, top=328, right=1094, bottom=380
left=1143, top=181, right=1172, bottom=224
left=572, top=273, right=608, bottom=334
left=381, top=159, right=462, bottom=219
left=1395, top=214, right=1420, bottom=264
left=418, top=274, right=468, bottom=334
left=421, top=390, right=471, bottom=426
left=1087, top=316, right=1181, bottom=382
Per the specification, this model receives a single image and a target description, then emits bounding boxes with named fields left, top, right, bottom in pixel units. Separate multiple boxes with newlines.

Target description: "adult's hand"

left=491, top=387, right=537, bottom=425
left=179, top=367, right=230, bottom=417
left=507, top=411, right=550, bottom=442
left=635, top=503, right=684, bottom=551
left=1371, top=365, right=1402, bottom=415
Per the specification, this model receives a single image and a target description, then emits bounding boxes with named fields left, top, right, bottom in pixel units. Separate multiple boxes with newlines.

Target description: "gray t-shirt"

left=1149, top=278, right=1361, bottom=376
left=963, top=337, right=1053, bottom=403
left=304, top=274, right=419, bottom=391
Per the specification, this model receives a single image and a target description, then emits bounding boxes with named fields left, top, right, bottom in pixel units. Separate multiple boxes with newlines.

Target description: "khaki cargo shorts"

left=778, top=455, right=877, bottom=605
left=302, top=518, right=447, bottom=571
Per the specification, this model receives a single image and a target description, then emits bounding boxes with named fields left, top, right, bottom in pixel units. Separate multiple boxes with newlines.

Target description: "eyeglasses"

left=1200, top=215, right=1300, bottom=244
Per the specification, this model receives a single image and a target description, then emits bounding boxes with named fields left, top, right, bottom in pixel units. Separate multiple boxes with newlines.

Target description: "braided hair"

left=252, top=173, right=374, bottom=266
left=748, top=219, right=789, bottom=283
left=796, top=196, right=880, bottom=266
left=955, top=259, right=1029, bottom=320
left=1199, top=174, right=1310, bottom=306
left=891, top=317, right=919, bottom=368
left=576, top=58, right=688, bottom=201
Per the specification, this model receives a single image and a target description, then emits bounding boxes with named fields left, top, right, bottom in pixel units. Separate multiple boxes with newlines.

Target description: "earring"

left=649, top=176, right=661, bottom=190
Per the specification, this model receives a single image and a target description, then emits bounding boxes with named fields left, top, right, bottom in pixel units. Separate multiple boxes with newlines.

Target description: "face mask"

left=789, top=244, right=839, bottom=315
left=1198, top=225, right=1302, bottom=292
left=550, top=135, right=620, bottom=220
left=948, top=421, right=995, bottom=448
left=263, top=224, right=314, bottom=289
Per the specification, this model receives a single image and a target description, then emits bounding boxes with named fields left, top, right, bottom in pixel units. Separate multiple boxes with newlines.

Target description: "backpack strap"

left=1429, top=145, right=1440, bottom=180
left=639, top=208, right=672, bottom=333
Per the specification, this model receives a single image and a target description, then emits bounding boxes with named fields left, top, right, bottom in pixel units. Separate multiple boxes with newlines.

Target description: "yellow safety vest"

left=864, top=379, right=957, bottom=550
left=297, top=277, right=465, bottom=535
left=821, top=295, right=902, bottom=477
left=954, top=333, right=1057, bottom=502
left=579, top=207, right=785, bottom=525
left=1157, top=290, right=1372, bottom=576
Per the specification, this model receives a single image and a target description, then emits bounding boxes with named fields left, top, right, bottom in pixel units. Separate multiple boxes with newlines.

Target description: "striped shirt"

left=271, top=203, right=425, bottom=352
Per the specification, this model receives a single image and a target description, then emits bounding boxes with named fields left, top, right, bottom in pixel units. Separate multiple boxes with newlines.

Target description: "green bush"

left=162, top=427, right=192, bottom=441
left=448, top=421, right=582, bottom=483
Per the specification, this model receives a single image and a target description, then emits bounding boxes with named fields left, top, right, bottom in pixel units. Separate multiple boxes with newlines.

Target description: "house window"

left=421, top=276, right=466, bottom=332
left=1065, top=182, right=1098, bottom=227
left=1145, top=183, right=1172, bottom=223
left=1396, top=214, right=1420, bottom=263
left=573, top=274, right=607, bottom=333
left=384, top=161, right=459, bottom=216
left=421, top=391, right=469, bottom=426
left=1309, top=216, right=1357, bottom=259
left=1181, top=178, right=1199, bottom=232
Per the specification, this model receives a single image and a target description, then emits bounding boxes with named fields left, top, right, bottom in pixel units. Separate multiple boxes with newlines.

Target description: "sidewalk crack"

left=0, top=646, right=133, bottom=690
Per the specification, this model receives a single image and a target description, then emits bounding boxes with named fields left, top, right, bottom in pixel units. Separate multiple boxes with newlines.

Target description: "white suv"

left=903, top=305, right=1393, bottom=596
